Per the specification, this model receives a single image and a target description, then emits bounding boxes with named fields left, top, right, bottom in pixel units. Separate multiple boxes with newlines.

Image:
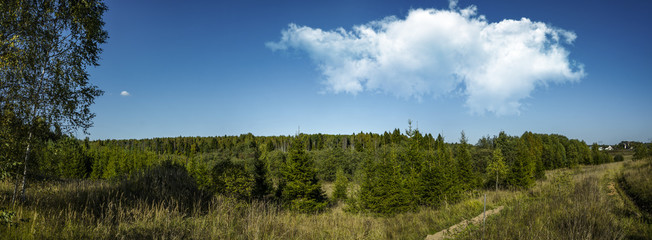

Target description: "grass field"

left=454, top=160, right=652, bottom=240
left=0, top=180, right=486, bottom=239
left=1, top=160, right=650, bottom=239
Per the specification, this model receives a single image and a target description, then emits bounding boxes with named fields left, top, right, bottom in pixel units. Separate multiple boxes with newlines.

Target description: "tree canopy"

left=1, top=0, right=108, bottom=201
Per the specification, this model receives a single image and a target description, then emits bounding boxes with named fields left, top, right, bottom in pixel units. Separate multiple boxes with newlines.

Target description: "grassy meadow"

left=1, top=159, right=651, bottom=239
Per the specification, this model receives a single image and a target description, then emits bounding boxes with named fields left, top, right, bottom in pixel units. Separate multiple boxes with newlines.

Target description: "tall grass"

left=620, top=160, right=652, bottom=216
left=455, top=161, right=652, bottom=240
left=0, top=179, right=488, bottom=239
left=2, top=161, right=649, bottom=239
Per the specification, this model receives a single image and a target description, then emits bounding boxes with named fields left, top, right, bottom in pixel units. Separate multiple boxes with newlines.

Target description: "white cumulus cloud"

left=120, top=91, right=130, bottom=96
left=266, top=2, right=585, bottom=115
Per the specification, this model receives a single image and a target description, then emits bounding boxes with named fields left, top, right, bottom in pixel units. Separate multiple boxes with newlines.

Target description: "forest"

left=1, top=115, right=629, bottom=214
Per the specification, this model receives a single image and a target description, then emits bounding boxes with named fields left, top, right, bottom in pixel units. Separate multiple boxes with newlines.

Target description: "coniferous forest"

left=1, top=115, right=622, bottom=214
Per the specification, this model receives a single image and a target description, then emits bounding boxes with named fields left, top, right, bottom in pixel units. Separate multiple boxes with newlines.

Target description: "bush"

left=211, top=159, right=254, bottom=200
left=614, top=154, right=624, bottom=162
left=118, top=161, right=204, bottom=210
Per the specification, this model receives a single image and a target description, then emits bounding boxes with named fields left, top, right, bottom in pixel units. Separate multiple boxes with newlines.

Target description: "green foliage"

left=457, top=172, right=627, bottom=240
left=0, top=108, right=27, bottom=181
left=633, top=144, right=649, bottom=161
left=620, top=160, right=652, bottom=216
left=119, top=161, right=204, bottom=210
left=613, top=154, right=624, bottom=162
left=456, top=131, right=476, bottom=190
left=0, top=208, right=16, bottom=226
left=333, top=167, right=348, bottom=201
left=211, top=159, right=254, bottom=200
left=40, top=136, right=92, bottom=178
left=280, top=137, right=327, bottom=213
left=1, top=112, right=622, bottom=216
left=590, top=143, right=613, bottom=164
left=1, top=0, right=108, bottom=200
left=486, top=148, right=507, bottom=191
left=417, top=150, right=448, bottom=207
left=251, top=154, right=271, bottom=200
left=357, top=148, right=414, bottom=215
left=508, top=139, right=535, bottom=188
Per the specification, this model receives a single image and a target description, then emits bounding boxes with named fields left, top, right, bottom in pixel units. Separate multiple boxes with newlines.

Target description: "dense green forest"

left=4, top=115, right=642, bottom=214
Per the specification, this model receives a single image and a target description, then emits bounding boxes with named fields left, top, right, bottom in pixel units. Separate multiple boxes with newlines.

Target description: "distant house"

left=605, top=146, right=613, bottom=151
left=598, top=147, right=604, bottom=151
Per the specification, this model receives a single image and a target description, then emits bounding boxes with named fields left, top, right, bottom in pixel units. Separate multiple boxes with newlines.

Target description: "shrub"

left=211, top=159, right=254, bottom=200
left=614, top=154, right=624, bottom=162
left=118, top=161, right=204, bottom=210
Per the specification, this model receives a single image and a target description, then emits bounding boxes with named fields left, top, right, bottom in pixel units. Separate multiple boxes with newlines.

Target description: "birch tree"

left=1, top=0, right=108, bottom=202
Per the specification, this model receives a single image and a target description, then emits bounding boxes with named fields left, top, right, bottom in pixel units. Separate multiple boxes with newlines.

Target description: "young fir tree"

left=441, top=144, right=462, bottom=204
left=508, top=139, right=535, bottom=188
left=418, top=134, right=460, bottom=206
left=281, top=137, right=327, bottom=213
left=358, top=147, right=413, bottom=215
left=456, top=131, right=475, bottom=191
left=249, top=141, right=271, bottom=200
left=486, top=148, right=507, bottom=191
left=417, top=150, right=446, bottom=206
left=332, top=167, right=348, bottom=201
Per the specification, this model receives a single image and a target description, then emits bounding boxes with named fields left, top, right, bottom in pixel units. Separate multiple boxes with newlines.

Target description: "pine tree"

left=281, top=137, right=327, bottom=213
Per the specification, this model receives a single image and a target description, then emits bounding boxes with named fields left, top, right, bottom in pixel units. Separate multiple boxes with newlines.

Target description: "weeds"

left=1, top=161, right=650, bottom=239
left=456, top=163, right=628, bottom=240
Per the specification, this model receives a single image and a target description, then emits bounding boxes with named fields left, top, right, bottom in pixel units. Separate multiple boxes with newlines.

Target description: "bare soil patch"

left=425, top=206, right=504, bottom=240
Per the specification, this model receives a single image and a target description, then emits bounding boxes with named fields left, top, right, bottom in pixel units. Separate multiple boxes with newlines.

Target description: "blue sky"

left=87, top=0, right=652, bottom=145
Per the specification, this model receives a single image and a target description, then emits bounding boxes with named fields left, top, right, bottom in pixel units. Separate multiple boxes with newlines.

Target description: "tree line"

left=3, top=117, right=638, bottom=214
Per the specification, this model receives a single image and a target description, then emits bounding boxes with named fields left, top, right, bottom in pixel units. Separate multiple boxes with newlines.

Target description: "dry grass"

left=2, top=161, right=649, bottom=239
left=0, top=179, right=486, bottom=239
left=455, top=161, right=652, bottom=240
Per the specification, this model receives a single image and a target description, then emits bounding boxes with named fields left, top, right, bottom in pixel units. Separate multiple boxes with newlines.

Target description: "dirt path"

left=425, top=206, right=504, bottom=240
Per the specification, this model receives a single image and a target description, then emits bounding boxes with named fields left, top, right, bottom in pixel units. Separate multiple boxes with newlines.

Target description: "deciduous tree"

left=486, top=148, right=507, bottom=191
left=1, top=0, right=108, bottom=202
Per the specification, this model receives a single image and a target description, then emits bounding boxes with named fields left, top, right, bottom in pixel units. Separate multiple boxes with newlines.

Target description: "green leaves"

left=486, top=148, right=507, bottom=191
left=211, top=160, right=254, bottom=200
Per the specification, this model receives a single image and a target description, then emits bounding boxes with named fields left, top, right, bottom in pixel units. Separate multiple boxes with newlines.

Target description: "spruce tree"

left=441, top=145, right=461, bottom=203
left=508, top=139, right=535, bottom=188
left=281, top=137, right=327, bottom=213
left=332, top=167, right=348, bottom=201
left=356, top=146, right=414, bottom=215
left=249, top=141, right=271, bottom=200
left=418, top=150, right=446, bottom=206
left=456, top=131, right=475, bottom=191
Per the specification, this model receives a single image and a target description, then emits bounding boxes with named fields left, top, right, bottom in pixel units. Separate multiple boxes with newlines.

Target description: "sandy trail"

left=425, top=206, right=504, bottom=240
